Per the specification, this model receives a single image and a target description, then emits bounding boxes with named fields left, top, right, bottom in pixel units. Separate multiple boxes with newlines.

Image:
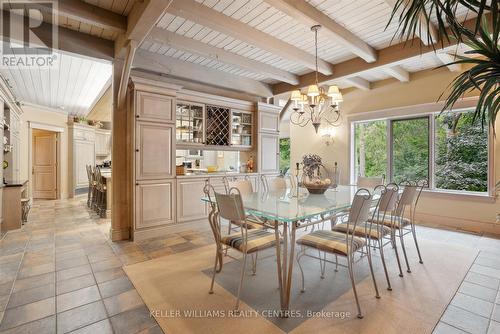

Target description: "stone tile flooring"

left=0, top=196, right=212, bottom=334
left=434, top=251, right=500, bottom=334
left=2, top=195, right=500, bottom=334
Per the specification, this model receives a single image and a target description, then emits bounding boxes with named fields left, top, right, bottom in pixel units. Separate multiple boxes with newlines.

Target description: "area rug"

left=124, top=228, right=477, bottom=334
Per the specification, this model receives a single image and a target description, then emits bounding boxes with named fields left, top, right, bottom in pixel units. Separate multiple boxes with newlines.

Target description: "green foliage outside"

left=279, top=138, right=290, bottom=175
left=392, top=118, right=429, bottom=184
left=435, top=112, right=487, bottom=192
left=354, top=121, right=387, bottom=178
left=354, top=110, right=487, bottom=192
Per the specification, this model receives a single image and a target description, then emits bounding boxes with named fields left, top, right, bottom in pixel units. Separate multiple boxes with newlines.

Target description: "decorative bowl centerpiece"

left=301, top=154, right=331, bottom=194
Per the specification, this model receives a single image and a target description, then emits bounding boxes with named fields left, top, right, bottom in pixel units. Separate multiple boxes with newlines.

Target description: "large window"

left=353, top=120, right=387, bottom=179
left=435, top=111, right=488, bottom=192
left=352, top=109, right=489, bottom=194
left=391, top=117, right=429, bottom=184
left=279, top=138, right=290, bottom=175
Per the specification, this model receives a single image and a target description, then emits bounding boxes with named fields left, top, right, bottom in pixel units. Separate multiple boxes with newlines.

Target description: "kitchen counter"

left=176, top=172, right=259, bottom=179
left=4, top=179, right=28, bottom=187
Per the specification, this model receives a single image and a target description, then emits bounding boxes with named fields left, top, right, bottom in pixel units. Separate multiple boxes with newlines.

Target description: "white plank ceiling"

left=143, top=0, right=477, bottom=90
left=0, top=0, right=480, bottom=108
left=0, top=50, right=112, bottom=116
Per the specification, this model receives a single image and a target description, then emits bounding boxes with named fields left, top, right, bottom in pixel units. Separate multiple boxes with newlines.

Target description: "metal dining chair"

left=296, top=188, right=379, bottom=319
left=260, top=174, right=287, bottom=192
left=204, top=184, right=278, bottom=311
left=369, top=180, right=426, bottom=274
left=357, top=175, right=385, bottom=188
left=333, top=184, right=401, bottom=290
left=223, top=176, right=263, bottom=232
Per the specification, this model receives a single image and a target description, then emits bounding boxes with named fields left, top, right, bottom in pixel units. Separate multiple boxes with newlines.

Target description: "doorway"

left=32, top=129, right=58, bottom=199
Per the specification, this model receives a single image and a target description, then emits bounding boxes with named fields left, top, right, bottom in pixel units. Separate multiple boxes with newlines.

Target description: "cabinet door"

left=75, top=140, right=95, bottom=187
left=259, top=133, right=279, bottom=174
left=259, top=111, right=279, bottom=133
left=136, top=122, right=174, bottom=180
left=176, top=179, right=208, bottom=223
left=135, top=180, right=175, bottom=229
left=136, top=91, right=174, bottom=123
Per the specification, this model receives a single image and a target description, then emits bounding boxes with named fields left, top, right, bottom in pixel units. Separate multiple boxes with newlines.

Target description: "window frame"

left=350, top=108, right=493, bottom=196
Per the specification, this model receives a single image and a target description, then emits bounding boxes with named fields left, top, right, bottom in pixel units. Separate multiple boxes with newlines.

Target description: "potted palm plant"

left=387, top=0, right=499, bottom=129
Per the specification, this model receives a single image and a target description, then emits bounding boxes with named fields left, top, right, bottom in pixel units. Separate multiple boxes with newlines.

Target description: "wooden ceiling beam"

left=262, top=0, right=377, bottom=62
left=167, top=0, right=334, bottom=75
left=0, top=10, right=114, bottom=60
left=384, top=0, right=438, bottom=46
left=384, top=65, right=410, bottom=82
left=344, top=77, right=371, bottom=90
left=25, top=0, right=127, bottom=33
left=115, top=0, right=174, bottom=108
left=133, top=49, right=273, bottom=97
left=436, top=52, right=463, bottom=72
left=147, top=28, right=299, bottom=85
left=272, top=14, right=486, bottom=95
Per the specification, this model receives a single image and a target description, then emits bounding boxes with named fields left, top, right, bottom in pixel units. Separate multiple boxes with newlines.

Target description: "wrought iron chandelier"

left=290, top=25, right=343, bottom=133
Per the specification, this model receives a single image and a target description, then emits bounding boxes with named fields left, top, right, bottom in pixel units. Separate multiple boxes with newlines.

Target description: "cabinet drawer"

left=135, top=180, right=175, bottom=229
left=136, top=91, right=175, bottom=123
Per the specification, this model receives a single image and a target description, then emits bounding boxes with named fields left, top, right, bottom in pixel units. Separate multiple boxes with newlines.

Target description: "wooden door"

left=33, top=130, right=57, bottom=199
left=136, top=121, right=175, bottom=180
left=259, top=133, right=280, bottom=174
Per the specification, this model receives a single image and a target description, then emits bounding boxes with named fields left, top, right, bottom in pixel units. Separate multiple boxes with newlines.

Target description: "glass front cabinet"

left=175, top=102, right=254, bottom=149
left=176, top=102, right=205, bottom=145
left=231, top=111, right=253, bottom=148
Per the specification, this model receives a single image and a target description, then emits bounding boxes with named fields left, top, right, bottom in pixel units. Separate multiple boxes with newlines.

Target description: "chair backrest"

left=226, top=178, right=253, bottom=196
left=262, top=175, right=287, bottom=192
left=214, top=188, right=246, bottom=222
left=395, top=180, right=426, bottom=219
left=86, top=165, right=92, bottom=184
left=94, top=166, right=102, bottom=188
left=347, top=188, right=372, bottom=227
left=357, top=176, right=384, bottom=188
left=377, top=183, right=399, bottom=213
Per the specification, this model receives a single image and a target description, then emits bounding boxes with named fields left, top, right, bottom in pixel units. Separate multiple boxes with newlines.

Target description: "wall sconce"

left=319, top=127, right=335, bottom=146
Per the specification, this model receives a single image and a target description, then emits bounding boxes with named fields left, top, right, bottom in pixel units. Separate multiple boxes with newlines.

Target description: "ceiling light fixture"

left=289, top=25, right=343, bottom=133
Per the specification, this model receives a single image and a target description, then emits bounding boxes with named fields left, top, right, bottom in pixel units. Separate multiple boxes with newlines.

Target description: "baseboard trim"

left=131, top=219, right=209, bottom=242
left=416, top=212, right=500, bottom=236
left=110, top=227, right=130, bottom=241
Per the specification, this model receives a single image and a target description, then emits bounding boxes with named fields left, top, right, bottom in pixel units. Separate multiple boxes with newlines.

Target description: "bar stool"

left=21, top=198, right=31, bottom=224
left=86, top=165, right=95, bottom=208
left=94, top=167, right=107, bottom=217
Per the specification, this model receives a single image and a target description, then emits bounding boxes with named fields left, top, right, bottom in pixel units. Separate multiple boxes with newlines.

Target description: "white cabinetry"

left=69, top=123, right=95, bottom=195
left=95, top=129, right=111, bottom=157
left=4, top=108, right=21, bottom=181
left=130, top=78, right=181, bottom=240
left=176, top=178, right=208, bottom=223
left=257, top=103, right=280, bottom=174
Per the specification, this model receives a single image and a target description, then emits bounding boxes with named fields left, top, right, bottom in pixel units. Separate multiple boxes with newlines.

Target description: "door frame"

left=28, top=122, right=64, bottom=200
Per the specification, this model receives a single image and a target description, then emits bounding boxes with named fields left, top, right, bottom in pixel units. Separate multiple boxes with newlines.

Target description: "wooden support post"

left=110, top=58, right=131, bottom=241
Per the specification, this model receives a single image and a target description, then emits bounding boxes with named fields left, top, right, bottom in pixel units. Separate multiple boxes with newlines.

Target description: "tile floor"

left=0, top=196, right=212, bottom=334
left=434, top=251, right=500, bottom=334
left=1, top=196, right=500, bottom=334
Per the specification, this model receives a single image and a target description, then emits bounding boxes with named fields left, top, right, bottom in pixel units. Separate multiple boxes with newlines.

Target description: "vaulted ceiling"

left=0, top=0, right=482, bottom=111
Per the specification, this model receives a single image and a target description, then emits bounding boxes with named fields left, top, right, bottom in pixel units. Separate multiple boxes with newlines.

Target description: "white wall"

left=288, top=67, right=500, bottom=234
left=20, top=105, right=70, bottom=199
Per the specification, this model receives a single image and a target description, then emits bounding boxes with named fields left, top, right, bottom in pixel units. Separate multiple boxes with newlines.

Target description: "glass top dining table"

left=202, top=185, right=362, bottom=223
left=201, top=185, right=369, bottom=314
